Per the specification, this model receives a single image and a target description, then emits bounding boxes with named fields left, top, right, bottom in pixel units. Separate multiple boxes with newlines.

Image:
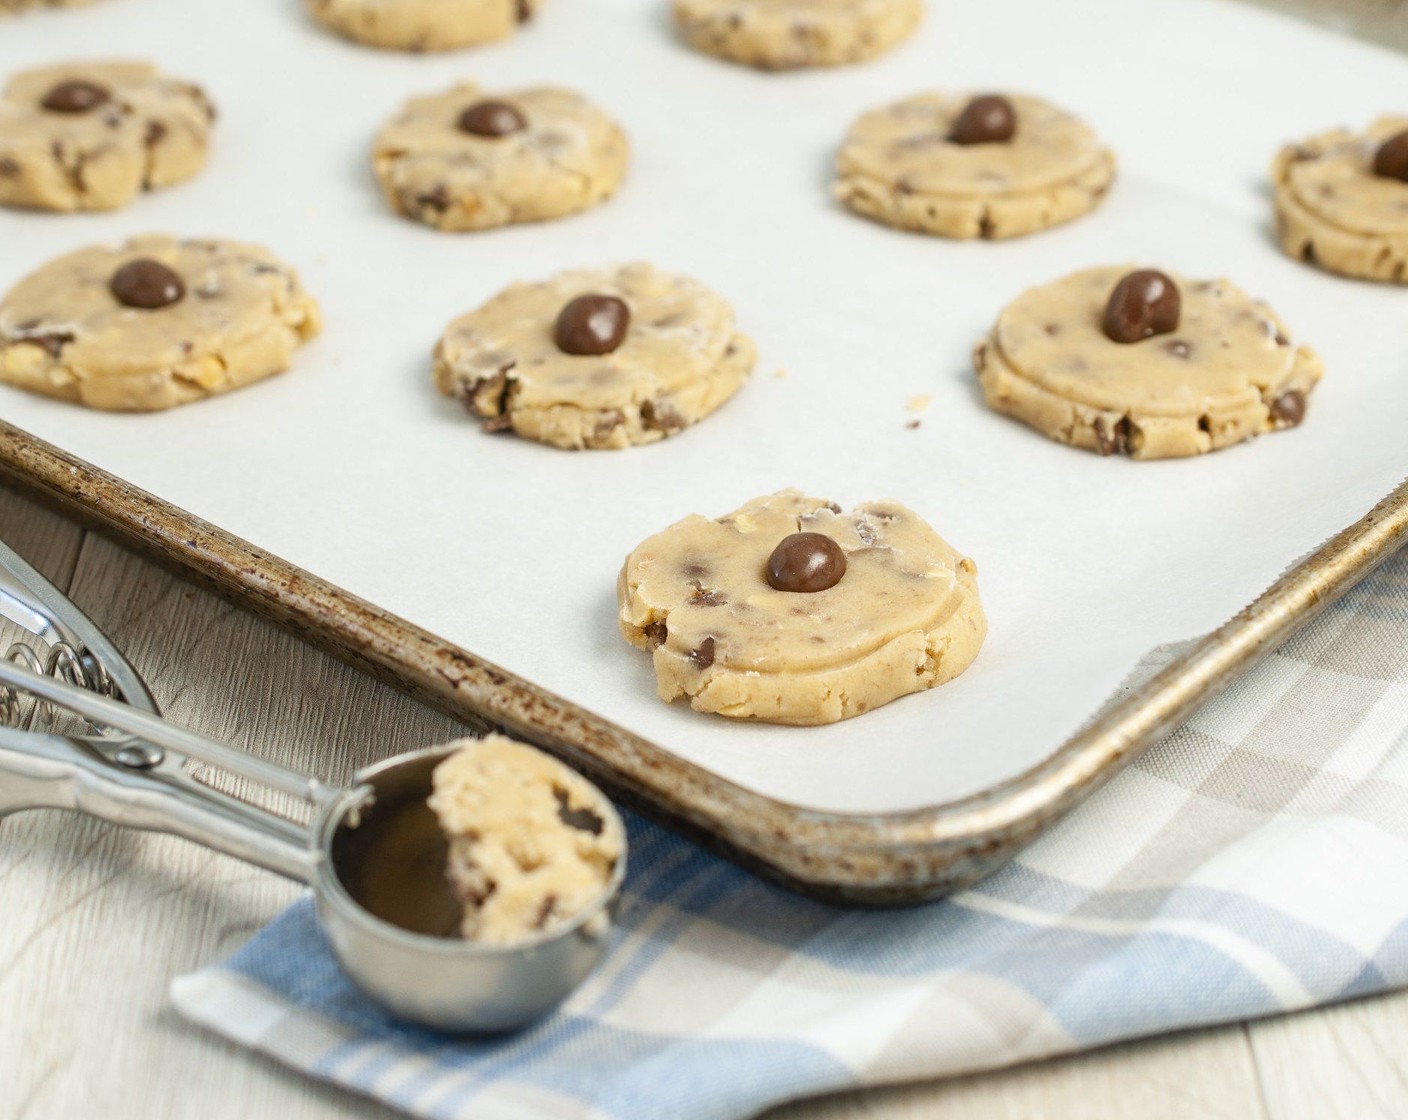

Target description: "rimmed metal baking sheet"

left=1, top=0, right=1405, bottom=899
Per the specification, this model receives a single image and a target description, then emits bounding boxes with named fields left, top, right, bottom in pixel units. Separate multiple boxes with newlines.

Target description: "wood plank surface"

left=1247, top=992, right=1408, bottom=1120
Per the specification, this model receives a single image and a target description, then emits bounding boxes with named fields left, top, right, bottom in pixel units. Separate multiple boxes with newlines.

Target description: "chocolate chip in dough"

left=949, top=95, right=1016, bottom=145
left=418, top=184, right=451, bottom=213
left=553, top=787, right=605, bottom=835
left=1270, top=389, right=1307, bottom=427
left=689, top=636, right=716, bottom=669
left=1094, top=415, right=1135, bottom=456
left=1372, top=129, right=1408, bottom=183
left=109, top=259, right=186, bottom=310
left=20, top=328, right=74, bottom=357
left=1103, top=270, right=1180, bottom=344
left=554, top=294, right=630, bottom=356
left=689, top=583, right=726, bottom=606
left=41, top=80, right=110, bottom=113
left=766, top=532, right=847, bottom=593
left=457, top=100, right=527, bottom=138
left=534, top=895, right=558, bottom=929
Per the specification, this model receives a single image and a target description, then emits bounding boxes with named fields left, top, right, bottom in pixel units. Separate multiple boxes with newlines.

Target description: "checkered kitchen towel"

left=171, top=548, right=1408, bottom=1120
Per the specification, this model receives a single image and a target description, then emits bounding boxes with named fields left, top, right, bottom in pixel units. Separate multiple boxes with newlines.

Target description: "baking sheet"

left=1, top=0, right=1404, bottom=815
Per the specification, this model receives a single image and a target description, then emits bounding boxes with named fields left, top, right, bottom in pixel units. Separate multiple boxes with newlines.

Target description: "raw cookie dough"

left=1272, top=116, right=1408, bottom=282
left=306, top=0, right=543, bottom=51
left=373, top=82, right=627, bottom=232
left=973, top=265, right=1323, bottom=460
left=835, top=92, right=1116, bottom=239
left=673, top=0, right=922, bottom=70
left=0, top=235, right=322, bottom=411
left=0, top=61, right=216, bottom=212
left=617, top=491, right=986, bottom=726
left=434, top=262, right=755, bottom=449
left=428, top=735, right=623, bottom=944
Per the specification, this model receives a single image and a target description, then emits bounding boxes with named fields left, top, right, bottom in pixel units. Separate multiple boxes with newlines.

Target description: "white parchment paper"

left=1, top=0, right=1404, bottom=813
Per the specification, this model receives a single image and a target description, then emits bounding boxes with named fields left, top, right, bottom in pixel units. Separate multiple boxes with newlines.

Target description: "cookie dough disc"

left=1272, top=116, right=1408, bottom=282
left=0, top=61, right=215, bottom=212
left=835, top=92, right=1116, bottom=239
left=373, top=83, right=627, bottom=232
left=673, top=0, right=922, bottom=70
left=428, top=736, right=623, bottom=944
left=974, top=266, right=1323, bottom=460
left=307, top=0, right=543, bottom=51
left=618, top=491, right=986, bottom=726
left=434, top=262, right=754, bottom=449
left=0, top=235, right=322, bottom=411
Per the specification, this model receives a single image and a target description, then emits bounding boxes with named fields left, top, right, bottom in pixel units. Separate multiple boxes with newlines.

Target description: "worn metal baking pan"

left=4, top=426, right=1404, bottom=902
left=2, top=0, right=1407, bottom=902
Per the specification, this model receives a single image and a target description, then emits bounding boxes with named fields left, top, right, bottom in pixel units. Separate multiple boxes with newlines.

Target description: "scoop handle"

left=0, top=659, right=336, bottom=883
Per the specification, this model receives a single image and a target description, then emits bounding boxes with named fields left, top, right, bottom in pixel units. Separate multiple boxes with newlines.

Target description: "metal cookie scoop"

left=0, top=538, right=626, bottom=1033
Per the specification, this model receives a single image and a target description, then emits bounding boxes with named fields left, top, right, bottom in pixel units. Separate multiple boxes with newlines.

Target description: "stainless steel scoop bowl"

left=0, top=538, right=626, bottom=1033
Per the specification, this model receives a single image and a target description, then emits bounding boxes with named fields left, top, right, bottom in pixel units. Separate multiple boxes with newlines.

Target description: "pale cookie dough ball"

left=618, top=490, right=986, bottom=726
left=0, top=235, right=322, bottom=411
left=835, top=92, right=1116, bottom=239
left=673, top=0, right=922, bottom=70
left=1272, top=116, right=1408, bottom=283
left=307, top=0, right=543, bottom=51
left=427, top=735, right=624, bottom=944
left=0, top=61, right=216, bottom=213
left=373, top=82, right=627, bottom=232
left=434, top=261, right=755, bottom=449
left=974, top=266, right=1323, bottom=460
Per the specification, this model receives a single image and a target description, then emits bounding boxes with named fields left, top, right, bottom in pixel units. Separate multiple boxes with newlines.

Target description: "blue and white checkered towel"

left=171, top=548, right=1408, bottom=1120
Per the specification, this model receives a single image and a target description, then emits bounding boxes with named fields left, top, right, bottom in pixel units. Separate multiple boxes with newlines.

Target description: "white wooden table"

left=2, top=484, right=1406, bottom=1120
